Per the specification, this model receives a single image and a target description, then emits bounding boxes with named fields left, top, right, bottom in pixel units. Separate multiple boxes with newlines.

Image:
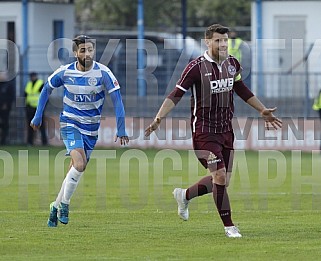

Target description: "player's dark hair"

left=72, top=35, right=95, bottom=52
left=205, top=24, right=229, bottom=39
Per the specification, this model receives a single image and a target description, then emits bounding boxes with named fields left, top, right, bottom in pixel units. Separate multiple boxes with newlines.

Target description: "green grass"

left=0, top=146, right=321, bottom=260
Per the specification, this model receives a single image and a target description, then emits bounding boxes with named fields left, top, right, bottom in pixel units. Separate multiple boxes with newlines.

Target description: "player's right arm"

left=144, top=98, right=176, bottom=137
left=145, top=59, right=197, bottom=137
left=30, top=68, right=64, bottom=130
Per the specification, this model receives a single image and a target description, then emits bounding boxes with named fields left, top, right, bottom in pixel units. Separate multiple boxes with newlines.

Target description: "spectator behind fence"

left=0, top=72, right=15, bottom=145
left=312, top=90, right=321, bottom=149
left=228, top=29, right=251, bottom=89
left=312, top=90, right=321, bottom=117
left=25, top=72, right=48, bottom=146
left=228, top=29, right=244, bottom=63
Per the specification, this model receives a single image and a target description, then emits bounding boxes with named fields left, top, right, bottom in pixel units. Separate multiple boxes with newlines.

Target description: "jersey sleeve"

left=48, top=66, right=65, bottom=89
left=177, top=59, right=199, bottom=91
left=101, top=67, right=120, bottom=94
left=167, top=60, right=198, bottom=104
left=109, top=89, right=127, bottom=137
left=231, top=56, right=243, bottom=82
left=230, top=56, right=253, bottom=101
left=234, top=80, right=254, bottom=102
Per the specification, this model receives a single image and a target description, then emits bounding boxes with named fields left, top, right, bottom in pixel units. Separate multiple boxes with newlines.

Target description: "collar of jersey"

left=203, top=51, right=228, bottom=65
left=74, top=61, right=96, bottom=72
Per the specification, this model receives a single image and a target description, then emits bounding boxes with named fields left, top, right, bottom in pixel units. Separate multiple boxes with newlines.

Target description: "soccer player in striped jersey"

left=30, top=35, right=129, bottom=227
left=145, top=24, right=282, bottom=237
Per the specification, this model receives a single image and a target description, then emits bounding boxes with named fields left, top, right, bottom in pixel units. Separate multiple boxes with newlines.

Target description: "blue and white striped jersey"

left=48, top=61, right=121, bottom=136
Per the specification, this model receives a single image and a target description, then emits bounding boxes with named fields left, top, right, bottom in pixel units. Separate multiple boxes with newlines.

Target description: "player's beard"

left=210, top=46, right=227, bottom=63
left=218, top=48, right=228, bottom=62
left=78, top=57, right=93, bottom=70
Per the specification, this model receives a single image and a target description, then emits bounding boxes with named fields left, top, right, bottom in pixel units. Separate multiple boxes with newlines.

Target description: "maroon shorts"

left=192, top=131, right=234, bottom=172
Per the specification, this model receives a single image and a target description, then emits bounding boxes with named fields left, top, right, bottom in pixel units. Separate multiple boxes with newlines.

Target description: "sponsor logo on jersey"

left=74, top=93, right=96, bottom=102
left=210, top=77, right=234, bottom=93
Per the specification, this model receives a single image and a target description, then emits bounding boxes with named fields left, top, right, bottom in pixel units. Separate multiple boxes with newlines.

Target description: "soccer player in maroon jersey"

left=145, top=24, right=282, bottom=238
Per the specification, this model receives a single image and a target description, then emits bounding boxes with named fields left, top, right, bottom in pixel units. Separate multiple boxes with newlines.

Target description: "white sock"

left=61, top=166, right=84, bottom=205
left=53, top=178, right=67, bottom=208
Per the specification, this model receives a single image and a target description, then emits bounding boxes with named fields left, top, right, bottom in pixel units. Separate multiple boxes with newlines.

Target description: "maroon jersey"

left=168, top=51, right=253, bottom=134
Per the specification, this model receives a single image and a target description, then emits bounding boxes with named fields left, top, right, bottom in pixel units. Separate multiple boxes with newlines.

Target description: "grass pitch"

left=0, top=146, right=321, bottom=260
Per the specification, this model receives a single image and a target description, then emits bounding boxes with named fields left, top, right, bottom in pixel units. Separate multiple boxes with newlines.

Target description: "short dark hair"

left=72, top=35, right=95, bottom=51
left=205, top=24, right=229, bottom=39
left=29, top=72, right=37, bottom=78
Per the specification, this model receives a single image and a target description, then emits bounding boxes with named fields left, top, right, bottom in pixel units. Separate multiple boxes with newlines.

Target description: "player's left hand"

left=115, top=135, right=129, bottom=146
left=260, top=107, right=282, bottom=130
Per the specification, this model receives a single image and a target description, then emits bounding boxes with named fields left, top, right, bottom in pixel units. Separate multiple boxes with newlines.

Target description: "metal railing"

left=6, top=70, right=321, bottom=145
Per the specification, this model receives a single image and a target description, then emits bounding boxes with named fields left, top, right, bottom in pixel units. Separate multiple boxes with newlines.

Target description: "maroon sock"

left=212, top=183, right=234, bottom=227
left=185, top=175, right=212, bottom=200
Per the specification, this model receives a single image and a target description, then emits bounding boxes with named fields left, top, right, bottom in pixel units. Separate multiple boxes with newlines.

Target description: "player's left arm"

left=109, top=90, right=129, bottom=146
left=102, top=68, right=129, bottom=146
left=234, top=77, right=282, bottom=130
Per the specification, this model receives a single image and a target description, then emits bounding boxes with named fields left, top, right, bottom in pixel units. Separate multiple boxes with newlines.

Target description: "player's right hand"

left=144, top=118, right=161, bottom=137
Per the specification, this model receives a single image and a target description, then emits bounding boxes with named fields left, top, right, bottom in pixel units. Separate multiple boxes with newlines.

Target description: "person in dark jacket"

left=0, top=72, right=15, bottom=145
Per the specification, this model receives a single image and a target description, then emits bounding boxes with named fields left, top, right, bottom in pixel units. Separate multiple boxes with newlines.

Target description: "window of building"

left=53, top=20, right=64, bottom=59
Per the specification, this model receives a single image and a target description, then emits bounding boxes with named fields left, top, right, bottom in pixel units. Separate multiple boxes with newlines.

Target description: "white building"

left=251, top=0, right=321, bottom=98
left=0, top=0, right=75, bottom=92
